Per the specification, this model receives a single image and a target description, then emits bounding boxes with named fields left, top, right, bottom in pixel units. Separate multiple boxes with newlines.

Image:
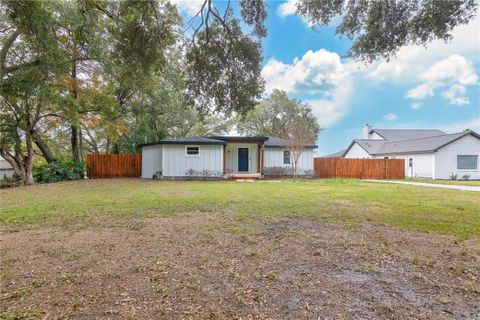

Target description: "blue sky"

left=174, top=0, right=480, bottom=155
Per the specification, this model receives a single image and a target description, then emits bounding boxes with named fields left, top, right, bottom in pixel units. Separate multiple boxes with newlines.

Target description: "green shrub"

left=33, top=160, right=85, bottom=183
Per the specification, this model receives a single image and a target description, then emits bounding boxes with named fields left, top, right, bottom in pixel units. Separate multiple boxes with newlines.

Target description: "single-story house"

left=0, top=156, right=15, bottom=180
left=140, top=136, right=317, bottom=179
left=337, top=124, right=480, bottom=180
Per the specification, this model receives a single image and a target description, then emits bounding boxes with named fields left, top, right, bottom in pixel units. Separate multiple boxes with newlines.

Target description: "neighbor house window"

left=186, top=146, right=199, bottom=156
left=457, top=155, right=478, bottom=170
left=283, top=150, right=291, bottom=164
left=408, top=158, right=413, bottom=168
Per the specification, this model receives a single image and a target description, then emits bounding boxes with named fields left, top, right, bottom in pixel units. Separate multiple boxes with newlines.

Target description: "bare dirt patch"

left=1, top=213, right=479, bottom=319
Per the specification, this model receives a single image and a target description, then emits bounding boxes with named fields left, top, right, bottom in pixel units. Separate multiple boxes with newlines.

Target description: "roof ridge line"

left=382, top=132, right=464, bottom=144
left=373, top=129, right=446, bottom=132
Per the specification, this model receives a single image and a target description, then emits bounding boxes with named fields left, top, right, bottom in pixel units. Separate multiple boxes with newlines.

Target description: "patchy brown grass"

left=1, top=212, right=479, bottom=319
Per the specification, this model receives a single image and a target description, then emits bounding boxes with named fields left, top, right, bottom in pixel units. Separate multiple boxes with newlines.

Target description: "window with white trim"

left=457, top=155, right=477, bottom=170
left=283, top=150, right=291, bottom=165
left=186, top=146, right=199, bottom=156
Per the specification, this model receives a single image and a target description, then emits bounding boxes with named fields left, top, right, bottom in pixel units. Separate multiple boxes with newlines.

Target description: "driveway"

left=368, top=180, right=480, bottom=192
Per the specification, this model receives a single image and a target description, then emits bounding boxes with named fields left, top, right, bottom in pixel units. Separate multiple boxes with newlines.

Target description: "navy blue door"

left=238, top=148, right=249, bottom=172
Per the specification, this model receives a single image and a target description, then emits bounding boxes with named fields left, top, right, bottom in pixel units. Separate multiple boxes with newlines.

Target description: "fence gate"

left=314, top=158, right=404, bottom=179
left=87, top=154, right=141, bottom=178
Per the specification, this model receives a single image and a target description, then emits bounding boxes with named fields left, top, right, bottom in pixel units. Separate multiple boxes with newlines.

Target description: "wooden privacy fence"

left=314, top=158, right=404, bottom=179
left=87, top=154, right=141, bottom=178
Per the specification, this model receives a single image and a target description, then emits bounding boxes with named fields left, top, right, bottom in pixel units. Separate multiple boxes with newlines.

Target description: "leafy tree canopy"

left=237, top=89, right=322, bottom=143
left=295, top=0, right=478, bottom=62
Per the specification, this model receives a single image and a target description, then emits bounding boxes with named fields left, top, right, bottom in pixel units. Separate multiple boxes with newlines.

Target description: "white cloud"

left=262, top=49, right=352, bottom=126
left=422, top=55, right=478, bottom=85
left=169, top=0, right=203, bottom=17
left=383, top=113, right=398, bottom=121
left=405, top=54, right=478, bottom=103
left=277, top=0, right=298, bottom=17
left=304, top=78, right=353, bottom=126
left=261, top=49, right=348, bottom=95
left=442, top=84, right=470, bottom=105
left=406, top=83, right=435, bottom=99
left=409, top=102, right=422, bottom=110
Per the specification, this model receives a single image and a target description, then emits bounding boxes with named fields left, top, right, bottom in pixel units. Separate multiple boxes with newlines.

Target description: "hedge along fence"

left=314, top=158, right=404, bottom=179
left=87, top=154, right=141, bottom=178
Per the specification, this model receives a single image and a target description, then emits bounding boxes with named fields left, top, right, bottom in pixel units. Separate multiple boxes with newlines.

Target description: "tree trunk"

left=70, top=44, right=81, bottom=162
left=0, top=126, right=36, bottom=185
left=71, top=124, right=80, bottom=161
left=78, top=127, right=83, bottom=161
left=33, top=132, right=55, bottom=163
left=23, top=126, right=35, bottom=185
left=112, top=142, right=119, bottom=154
left=23, top=162, right=35, bottom=185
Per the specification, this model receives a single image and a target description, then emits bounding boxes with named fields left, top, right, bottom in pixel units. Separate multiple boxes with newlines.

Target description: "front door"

left=238, top=148, right=249, bottom=172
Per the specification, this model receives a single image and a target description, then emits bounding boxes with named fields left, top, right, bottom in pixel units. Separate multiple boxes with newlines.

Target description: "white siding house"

left=344, top=142, right=371, bottom=159
left=162, top=145, right=223, bottom=178
left=394, top=154, right=434, bottom=178
left=434, top=134, right=480, bottom=180
left=140, top=136, right=317, bottom=179
left=0, top=156, right=15, bottom=180
left=339, top=124, right=480, bottom=180
left=141, top=145, right=162, bottom=179
left=263, top=148, right=314, bottom=173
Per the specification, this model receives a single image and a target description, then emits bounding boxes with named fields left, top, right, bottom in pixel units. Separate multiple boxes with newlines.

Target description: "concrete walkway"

left=368, top=180, right=480, bottom=192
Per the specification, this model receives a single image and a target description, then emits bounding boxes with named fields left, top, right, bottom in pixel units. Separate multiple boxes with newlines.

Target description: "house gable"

left=344, top=142, right=372, bottom=158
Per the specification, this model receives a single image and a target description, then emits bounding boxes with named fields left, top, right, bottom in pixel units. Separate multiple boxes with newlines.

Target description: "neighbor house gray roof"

left=139, top=136, right=226, bottom=147
left=351, top=139, right=386, bottom=154
left=347, top=131, right=480, bottom=156
left=375, top=132, right=478, bottom=155
left=372, top=129, right=446, bottom=141
left=264, top=137, right=318, bottom=148
left=321, top=149, right=346, bottom=157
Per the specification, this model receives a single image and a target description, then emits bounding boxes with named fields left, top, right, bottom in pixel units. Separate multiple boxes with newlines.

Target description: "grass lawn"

left=1, top=179, right=479, bottom=319
left=1, top=178, right=479, bottom=239
left=405, top=178, right=480, bottom=186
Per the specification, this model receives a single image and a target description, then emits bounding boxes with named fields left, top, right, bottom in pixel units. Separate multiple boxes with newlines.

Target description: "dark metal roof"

left=140, top=135, right=319, bottom=148
left=139, top=136, right=226, bottom=147
left=208, top=135, right=269, bottom=142
left=372, top=129, right=446, bottom=141
left=264, top=137, right=318, bottom=148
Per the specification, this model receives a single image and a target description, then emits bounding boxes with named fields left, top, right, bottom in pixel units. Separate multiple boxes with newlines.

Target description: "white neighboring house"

left=339, top=124, right=480, bottom=180
left=140, top=136, right=317, bottom=179
left=0, top=155, right=15, bottom=180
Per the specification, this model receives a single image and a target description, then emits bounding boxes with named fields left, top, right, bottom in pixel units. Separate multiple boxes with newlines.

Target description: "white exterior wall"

left=225, top=143, right=258, bottom=173
left=344, top=143, right=372, bottom=159
left=0, top=169, right=15, bottom=180
left=0, top=156, right=14, bottom=179
left=163, top=145, right=223, bottom=177
left=371, top=132, right=384, bottom=140
left=434, top=135, right=480, bottom=180
left=390, top=153, right=434, bottom=178
left=141, top=145, right=163, bottom=179
left=264, top=148, right=314, bottom=174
